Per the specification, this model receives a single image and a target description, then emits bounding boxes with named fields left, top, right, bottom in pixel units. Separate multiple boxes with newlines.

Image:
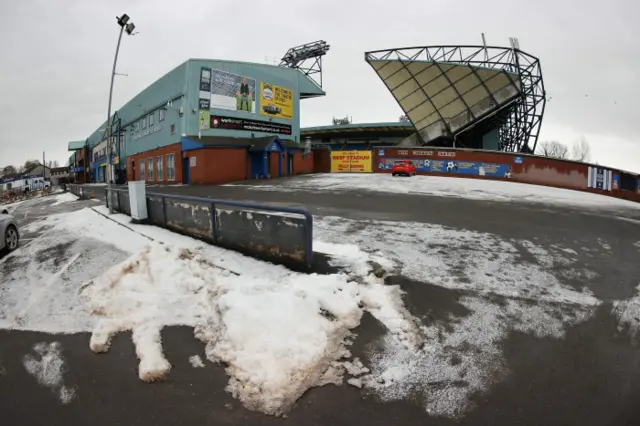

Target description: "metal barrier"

left=106, top=188, right=314, bottom=269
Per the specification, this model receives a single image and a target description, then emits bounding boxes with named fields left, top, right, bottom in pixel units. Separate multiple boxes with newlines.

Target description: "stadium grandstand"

left=301, top=122, right=416, bottom=151
left=364, top=43, right=546, bottom=153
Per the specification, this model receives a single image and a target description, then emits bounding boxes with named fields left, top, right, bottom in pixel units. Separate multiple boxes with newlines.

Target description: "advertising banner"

left=198, top=110, right=210, bottom=131
left=587, top=166, right=612, bottom=191
left=210, top=69, right=256, bottom=113
left=331, top=151, right=372, bottom=173
left=379, top=158, right=512, bottom=178
left=210, top=115, right=292, bottom=135
left=198, top=67, right=212, bottom=130
left=259, top=82, right=293, bottom=120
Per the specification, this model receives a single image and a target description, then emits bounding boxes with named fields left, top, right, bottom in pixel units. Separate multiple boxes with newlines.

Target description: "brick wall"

left=312, top=149, right=331, bottom=173
left=293, top=151, right=314, bottom=175
left=185, top=148, right=248, bottom=185
left=127, top=143, right=183, bottom=184
left=373, top=147, right=640, bottom=203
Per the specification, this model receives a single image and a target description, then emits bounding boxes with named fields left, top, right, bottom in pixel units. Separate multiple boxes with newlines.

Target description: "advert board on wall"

left=210, top=69, right=256, bottom=113
left=210, top=115, right=292, bottom=135
left=199, top=67, right=293, bottom=134
left=331, top=151, right=372, bottom=173
left=379, top=158, right=513, bottom=178
left=259, top=82, right=293, bottom=120
left=587, top=166, right=613, bottom=191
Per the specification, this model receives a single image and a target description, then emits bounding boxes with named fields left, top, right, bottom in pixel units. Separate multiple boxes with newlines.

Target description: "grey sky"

left=1, top=0, right=638, bottom=172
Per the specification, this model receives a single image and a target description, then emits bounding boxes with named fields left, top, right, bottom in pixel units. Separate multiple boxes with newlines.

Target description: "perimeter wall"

left=313, top=147, right=640, bottom=203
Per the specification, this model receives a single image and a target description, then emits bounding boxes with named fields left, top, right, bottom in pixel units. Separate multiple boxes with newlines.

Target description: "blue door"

left=183, top=158, right=190, bottom=184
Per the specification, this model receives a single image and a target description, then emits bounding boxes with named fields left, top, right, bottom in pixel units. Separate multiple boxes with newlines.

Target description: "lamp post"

left=107, top=14, right=135, bottom=214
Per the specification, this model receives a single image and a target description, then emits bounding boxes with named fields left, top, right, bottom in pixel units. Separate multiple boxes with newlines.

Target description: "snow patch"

left=50, top=192, right=78, bottom=206
left=226, top=173, right=640, bottom=211
left=612, top=283, right=640, bottom=343
left=189, top=355, right=205, bottom=368
left=22, top=342, right=76, bottom=404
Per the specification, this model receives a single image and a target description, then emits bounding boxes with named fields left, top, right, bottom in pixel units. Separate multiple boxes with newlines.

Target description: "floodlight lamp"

left=117, top=14, right=130, bottom=27
left=125, top=22, right=135, bottom=35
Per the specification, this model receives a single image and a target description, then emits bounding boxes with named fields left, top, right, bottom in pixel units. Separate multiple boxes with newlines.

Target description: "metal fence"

left=106, top=188, right=314, bottom=269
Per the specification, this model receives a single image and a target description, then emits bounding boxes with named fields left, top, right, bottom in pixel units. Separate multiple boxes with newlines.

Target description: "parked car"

left=391, top=160, right=417, bottom=177
left=0, top=209, right=19, bottom=253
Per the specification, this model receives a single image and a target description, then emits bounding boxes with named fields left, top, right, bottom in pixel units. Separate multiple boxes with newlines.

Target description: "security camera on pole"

left=106, top=14, right=136, bottom=214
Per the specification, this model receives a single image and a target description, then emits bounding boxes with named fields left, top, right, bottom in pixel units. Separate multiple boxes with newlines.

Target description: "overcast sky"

left=1, top=0, right=638, bottom=172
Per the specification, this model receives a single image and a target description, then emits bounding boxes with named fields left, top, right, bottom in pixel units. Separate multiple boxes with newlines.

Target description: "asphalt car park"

left=2, top=177, right=640, bottom=426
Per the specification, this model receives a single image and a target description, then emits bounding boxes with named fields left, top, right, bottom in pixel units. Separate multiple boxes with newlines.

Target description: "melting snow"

left=23, top=342, right=76, bottom=404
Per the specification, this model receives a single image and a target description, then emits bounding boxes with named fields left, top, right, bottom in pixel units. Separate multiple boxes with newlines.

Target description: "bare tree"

left=46, top=160, right=60, bottom=169
left=2, top=165, right=17, bottom=177
left=399, top=114, right=410, bottom=123
left=537, top=141, right=569, bottom=159
left=23, top=159, right=40, bottom=172
left=571, top=136, right=591, bottom=162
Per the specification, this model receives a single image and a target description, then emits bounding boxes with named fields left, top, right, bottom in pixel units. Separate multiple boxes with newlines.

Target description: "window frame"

left=140, top=160, right=145, bottom=181
left=147, top=157, right=154, bottom=181
left=159, top=109, right=165, bottom=122
left=166, top=153, right=175, bottom=181
left=156, top=156, right=163, bottom=181
left=149, top=112, right=154, bottom=127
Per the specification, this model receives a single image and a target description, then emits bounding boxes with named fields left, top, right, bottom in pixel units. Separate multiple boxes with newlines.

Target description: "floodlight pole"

left=106, top=14, right=135, bottom=214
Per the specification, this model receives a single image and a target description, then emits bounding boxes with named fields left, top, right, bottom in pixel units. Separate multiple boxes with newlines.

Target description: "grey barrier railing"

left=106, top=187, right=313, bottom=269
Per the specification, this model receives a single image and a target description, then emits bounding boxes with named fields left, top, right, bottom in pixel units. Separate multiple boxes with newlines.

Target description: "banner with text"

left=259, top=82, right=293, bottom=120
left=331, top=151, right=372, bottom=173
left=379, top=158, right=512, bottom=178
left=210, top=115, right=292, bottom=135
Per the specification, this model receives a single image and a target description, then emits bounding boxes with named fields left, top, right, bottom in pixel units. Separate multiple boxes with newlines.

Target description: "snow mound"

left=23, top=342, right=76, bottom=404
left=81, top=240, right=390, bottom=415
left=82, top=243, right=210, bottom=382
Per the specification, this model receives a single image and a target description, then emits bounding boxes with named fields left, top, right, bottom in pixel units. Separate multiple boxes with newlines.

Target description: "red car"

left=391, top=160, right=416, bottom=177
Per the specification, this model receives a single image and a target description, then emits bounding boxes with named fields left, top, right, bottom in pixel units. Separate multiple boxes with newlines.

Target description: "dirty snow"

left=227, top=173, right=640, bottom=210
left=23, top=342, right=76, bottom=404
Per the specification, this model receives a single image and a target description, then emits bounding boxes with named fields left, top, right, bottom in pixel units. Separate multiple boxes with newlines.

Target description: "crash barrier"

left=106, top=188, right=314, bottom=269
left=68, top=184, right=88, bottom=199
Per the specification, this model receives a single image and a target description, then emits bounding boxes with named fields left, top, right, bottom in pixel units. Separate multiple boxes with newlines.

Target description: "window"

left=147, top=158, right=154, bottom=181
left=135, top=121, right=140, bottom=132
left=142, top=116, right=147, bottom=129
left=140, top=160, right=145, bottom=181
left=156, top=156, right=163, bottom=181
left=170, top=124, right=175, bottom=134
left=166, top=154, right=175, bottom=181
left=130, top=126, right=134, bottom=136
left=149, top=113, right=154, bottom=126
left=159, top=109, right=165, bottom=121
left=120, top=138, right=125, bottom=154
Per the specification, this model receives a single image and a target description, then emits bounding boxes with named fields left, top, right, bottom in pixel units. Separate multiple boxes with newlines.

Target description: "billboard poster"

left=331, top=151, right=372, bottom=173
left=587, top=166, right=612, bottom=191
left=259, top=82, right=293, bottom=120
left=198, top=68, right=212, bottom=130
left=381, top=158, right=512, bottom=178
left=210, top=69, right=256, bottom=113
left=210, top=115, right=292, bottom=135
